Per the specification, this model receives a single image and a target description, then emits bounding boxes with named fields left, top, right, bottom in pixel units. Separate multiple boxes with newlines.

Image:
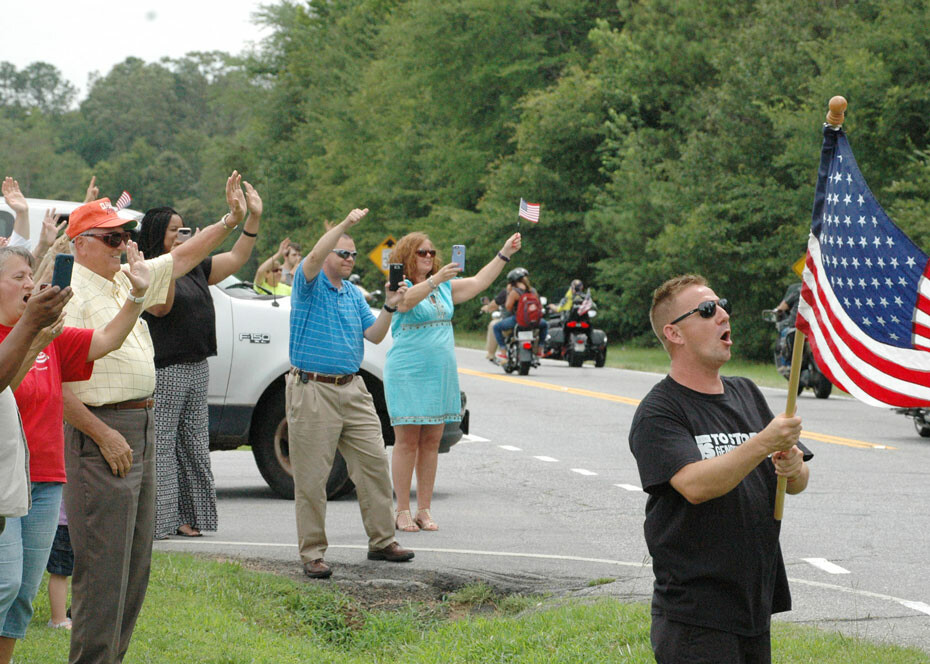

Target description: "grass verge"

left=16, top=553, right=928, bottom=663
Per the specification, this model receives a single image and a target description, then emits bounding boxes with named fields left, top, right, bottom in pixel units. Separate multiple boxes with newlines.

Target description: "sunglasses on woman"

left=670, top=298, right=731, bottom=325
left=80, top=230, right=131, bottom=248
left=331, top=249, right=358, bottom=260
left=415, top=249, right=437, bottom=258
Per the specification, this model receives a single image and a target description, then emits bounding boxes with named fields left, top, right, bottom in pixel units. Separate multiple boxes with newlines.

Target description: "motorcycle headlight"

left=588, top=310, right=597, bottom=318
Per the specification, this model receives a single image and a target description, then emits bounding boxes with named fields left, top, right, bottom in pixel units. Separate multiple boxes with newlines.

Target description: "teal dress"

left=384, top=280, right=462, bottom=426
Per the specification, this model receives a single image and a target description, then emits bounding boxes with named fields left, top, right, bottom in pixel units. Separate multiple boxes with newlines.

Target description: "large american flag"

left=796, top=125, right=930, bottom=407
left=518, top=198, right=540, bottom=223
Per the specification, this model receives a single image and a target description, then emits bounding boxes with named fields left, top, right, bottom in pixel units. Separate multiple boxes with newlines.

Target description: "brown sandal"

left=415, top=508, right=438, bottom=531
left=395, top=509, right=419, bottom=532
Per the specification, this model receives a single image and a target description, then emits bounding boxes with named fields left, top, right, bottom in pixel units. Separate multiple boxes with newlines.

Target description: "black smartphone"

left=389, top=263, right=404, bottom=291
left=51, top=254, right=74, bottom=290
left=451, top=244, right=465, bottom=272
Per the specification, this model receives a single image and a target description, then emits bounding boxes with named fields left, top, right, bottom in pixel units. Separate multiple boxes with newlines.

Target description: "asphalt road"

left=157, top=347, right=930, bottom=654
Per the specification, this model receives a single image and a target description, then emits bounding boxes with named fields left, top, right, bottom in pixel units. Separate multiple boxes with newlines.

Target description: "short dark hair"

left=650, top=274, right=708, bottom=348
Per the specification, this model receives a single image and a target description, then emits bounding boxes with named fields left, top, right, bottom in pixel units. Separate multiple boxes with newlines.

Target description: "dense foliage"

left=3, top=0, right=930, bottom=358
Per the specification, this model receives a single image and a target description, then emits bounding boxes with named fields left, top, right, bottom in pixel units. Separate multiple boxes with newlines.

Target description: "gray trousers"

left=63, top=405, right=155, bottom=664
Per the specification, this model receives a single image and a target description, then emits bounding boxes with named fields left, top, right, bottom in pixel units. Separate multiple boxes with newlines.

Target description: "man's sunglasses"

left=670, top=298, right=731, bottom=325
left=331, top=249, right=358, bottom=260
left=81, top=230, right=131, bottom=248
left=415, top=249, right=437, bottom=258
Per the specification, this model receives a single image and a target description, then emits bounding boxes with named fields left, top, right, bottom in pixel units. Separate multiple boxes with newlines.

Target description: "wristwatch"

left=383, top=304, right=398, bottom=313
left=127, top=292, right=146, bottom=304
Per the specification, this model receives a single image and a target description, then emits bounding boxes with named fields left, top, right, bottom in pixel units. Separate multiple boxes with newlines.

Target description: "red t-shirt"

left=0, top=325, right=94, bottom=482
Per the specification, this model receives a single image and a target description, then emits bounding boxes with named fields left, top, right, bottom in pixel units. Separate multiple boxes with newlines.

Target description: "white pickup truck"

left=2, top=198, right=468, bottom=499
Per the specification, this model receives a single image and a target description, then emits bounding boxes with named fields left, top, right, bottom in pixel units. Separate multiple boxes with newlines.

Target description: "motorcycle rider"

left=481, top=283, right=510, bottom=363
left=773, top=283, right=802, bottom=374
left=492, top=268, right=548, bottom=359
left=550, top=278, right=585, bottom=315
left=349, top=273, right=376, bottom=303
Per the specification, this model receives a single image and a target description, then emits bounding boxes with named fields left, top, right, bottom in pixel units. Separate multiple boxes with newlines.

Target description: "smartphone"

left=451, top=244, right=465, bottom=272
left=176, top=227, right=192, bottom=244
left=389, top=263, right=404, bottom=291
left=51, top=253, right=74, bottom=290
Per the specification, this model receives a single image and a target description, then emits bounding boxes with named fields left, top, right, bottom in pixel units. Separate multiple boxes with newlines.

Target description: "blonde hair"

left=389, top=232, right=440, bottom=284
left=649, top=274, right=708, bottom=349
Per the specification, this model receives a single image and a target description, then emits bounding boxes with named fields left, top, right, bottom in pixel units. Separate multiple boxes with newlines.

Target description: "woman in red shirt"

left=0, top=245, right=150, bottom=663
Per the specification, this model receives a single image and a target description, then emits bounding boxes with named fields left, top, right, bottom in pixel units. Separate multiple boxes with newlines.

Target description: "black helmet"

left=349, top=273, right=361, bottom=285
left=507, top=267, right=529, bottom=284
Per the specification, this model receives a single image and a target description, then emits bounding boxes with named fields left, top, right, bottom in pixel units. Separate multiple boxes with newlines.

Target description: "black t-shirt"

left=628, top=375, right=813, bottom=636
left=143, top=257, right=217, bottom=369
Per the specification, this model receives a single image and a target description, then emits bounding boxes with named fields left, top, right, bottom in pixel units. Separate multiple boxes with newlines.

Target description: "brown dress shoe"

left=303, top=558, right=332, bottom=579
left=367, top=541, right=415, bottom=562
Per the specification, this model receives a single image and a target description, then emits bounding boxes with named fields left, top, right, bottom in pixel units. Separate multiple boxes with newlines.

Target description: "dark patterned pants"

left=153, top=360, right=217, bottom=539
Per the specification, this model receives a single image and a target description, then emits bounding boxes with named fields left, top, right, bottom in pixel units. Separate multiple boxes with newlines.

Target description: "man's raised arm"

left=302, top=208, right=368, bottom=282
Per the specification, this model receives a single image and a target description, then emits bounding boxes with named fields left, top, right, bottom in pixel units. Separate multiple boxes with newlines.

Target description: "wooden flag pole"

left=774, top=328, right=806, bottom=520
left=775, top=95, right=847, bottom=520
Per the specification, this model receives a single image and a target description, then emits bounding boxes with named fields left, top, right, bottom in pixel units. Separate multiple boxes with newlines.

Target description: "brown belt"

left=290, top=368, right=355, bottom=386
left=94, top=398, right=155, bottom=410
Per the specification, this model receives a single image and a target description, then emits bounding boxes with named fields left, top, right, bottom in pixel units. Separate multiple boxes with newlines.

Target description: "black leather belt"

left=290, top=368, right=355, bottom=386
left=95, top=398, right=155, bottom=410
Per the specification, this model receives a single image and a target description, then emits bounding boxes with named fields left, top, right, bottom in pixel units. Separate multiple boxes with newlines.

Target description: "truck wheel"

left=251, top=385, right=355, bottom=500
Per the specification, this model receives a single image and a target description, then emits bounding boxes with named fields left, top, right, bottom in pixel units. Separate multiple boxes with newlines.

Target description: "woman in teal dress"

left=385, top=231, right=521, bottom=531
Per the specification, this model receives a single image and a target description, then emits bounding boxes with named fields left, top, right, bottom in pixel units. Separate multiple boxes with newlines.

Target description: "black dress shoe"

left=303, top=558, right=333, bottom=579
left=367, top=542, right=415, bottom=562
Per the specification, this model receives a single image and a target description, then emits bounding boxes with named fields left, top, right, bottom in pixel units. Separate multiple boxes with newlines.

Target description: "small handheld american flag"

left=115, top=191, right=132, bottom=211
left=518, top=198, right=540, bottom=223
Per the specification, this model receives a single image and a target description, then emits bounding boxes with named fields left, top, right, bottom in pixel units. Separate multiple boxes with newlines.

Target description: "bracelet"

left=497, top=251, right=510, bottom=262
left=221, top=213, right=237, bottom=230
left=383, top=304, right=397, bottom=313
left=127, top=292, right=146, bottom=304
left=242, top=229, right=257, bottom=238
left=427, top=276, right=438, bottom=290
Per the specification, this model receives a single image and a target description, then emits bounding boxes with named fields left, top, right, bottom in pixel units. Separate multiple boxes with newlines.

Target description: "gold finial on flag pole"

left=826, top=95, right=847, bottom=128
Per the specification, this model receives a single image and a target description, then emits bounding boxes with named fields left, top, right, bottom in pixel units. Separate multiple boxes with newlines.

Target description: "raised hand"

left=225, top=171, right=246, bottom=225
left=40, top=208, right=66, bottom=246
left=21, top=285, right=72, bottom=333
left=500, top=232, right=522, bottom=259
left=243, top=181, right=263, bottom=218
left=0, top=237, right=7, bottom=248
left=31, top=312, right=66, bottom=352
left=276, top=237, right=291, bottom=258
left=2, top=177, right=27, bottom=214
left=342, top=208, right=369, bottom=228
left=83, top=175, right=99, bottom=203
left=120, top=241, right=151, bottom=295
left=384, top=281, right=408, bottom=308
left=433, top=262, right=463, bottom=284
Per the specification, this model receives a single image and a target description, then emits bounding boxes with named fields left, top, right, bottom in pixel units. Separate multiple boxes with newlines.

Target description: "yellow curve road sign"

left=369, top=236, right=397, bottom=275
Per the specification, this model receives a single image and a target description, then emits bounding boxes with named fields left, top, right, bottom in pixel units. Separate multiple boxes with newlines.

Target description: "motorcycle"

left=895, top=408, right=930, bottom=438
left=544, top=291, right=607, bottom=368
left=491, top=311, right=541, bottom=376
left=761, top=309, right=832, bottom=398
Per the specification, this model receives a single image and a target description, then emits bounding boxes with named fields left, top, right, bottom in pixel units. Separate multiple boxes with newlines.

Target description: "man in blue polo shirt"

left=287, top=207, right=412, bottom=579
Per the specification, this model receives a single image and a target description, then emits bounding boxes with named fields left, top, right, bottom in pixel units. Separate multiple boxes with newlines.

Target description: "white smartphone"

left=451, top=244, right=465, bottom=272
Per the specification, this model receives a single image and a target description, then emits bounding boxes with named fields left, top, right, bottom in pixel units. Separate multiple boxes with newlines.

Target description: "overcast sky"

left=4, top=1, right=274, bottom=99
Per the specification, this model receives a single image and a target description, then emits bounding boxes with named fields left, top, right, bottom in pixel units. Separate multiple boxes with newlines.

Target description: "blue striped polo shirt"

left=289, top=262, right=376, bottom=374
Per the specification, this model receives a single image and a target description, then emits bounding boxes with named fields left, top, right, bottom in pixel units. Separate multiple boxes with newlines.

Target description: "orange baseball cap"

left=66, top=198, right=138, bottom=238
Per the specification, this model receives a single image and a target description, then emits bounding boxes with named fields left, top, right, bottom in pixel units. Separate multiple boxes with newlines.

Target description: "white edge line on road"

left=614, top=483, right=642, bottom=492
left=460, top=434, right=491, bottom=443
left=498, top=445, right=522, bottom=451
left=571, top=468, right=597, bottom=476
left=802, top=558, right=850, bottom=575
left=156, top=540, right=930, bottom=617
left=534, top=456, right=559, bottom=462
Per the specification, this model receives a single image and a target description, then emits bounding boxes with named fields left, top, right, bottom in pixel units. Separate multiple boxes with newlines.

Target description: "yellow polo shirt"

left=63, top=255, right=174, bottom=406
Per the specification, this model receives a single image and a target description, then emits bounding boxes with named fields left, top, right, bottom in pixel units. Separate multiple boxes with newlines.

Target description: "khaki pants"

left=63, top=406, right=154, bottom=664
left=285, top=374, right=394, bottom=562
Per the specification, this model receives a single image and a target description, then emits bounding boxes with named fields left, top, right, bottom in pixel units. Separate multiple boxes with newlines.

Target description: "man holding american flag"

left=629, top=274, right=811, bottom=664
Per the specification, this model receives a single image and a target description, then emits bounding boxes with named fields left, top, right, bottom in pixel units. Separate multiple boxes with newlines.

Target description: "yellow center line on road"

left=457, top=367, right=894, bottom=451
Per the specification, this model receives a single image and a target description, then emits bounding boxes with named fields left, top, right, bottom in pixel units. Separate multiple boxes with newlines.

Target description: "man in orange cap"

left=60, top=172, right=262, bottom=664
